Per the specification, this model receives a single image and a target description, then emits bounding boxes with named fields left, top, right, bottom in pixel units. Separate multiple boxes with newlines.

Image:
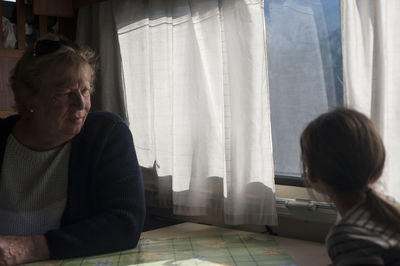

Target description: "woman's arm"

left=44, top=113, right=146, bottom=259
left=0, top=235, right=49, bottom=265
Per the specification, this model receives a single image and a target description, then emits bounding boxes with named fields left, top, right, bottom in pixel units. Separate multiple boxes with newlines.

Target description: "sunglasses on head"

left=33, top=39, right=80, bottom=57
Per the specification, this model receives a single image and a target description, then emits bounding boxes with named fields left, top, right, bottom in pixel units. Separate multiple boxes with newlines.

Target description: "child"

left=300, top=108, right=400, bottom=265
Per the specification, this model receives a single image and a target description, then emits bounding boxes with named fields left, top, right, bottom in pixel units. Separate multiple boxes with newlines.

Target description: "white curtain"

left=112, top=0, right=277, bottom=225
left=341, top=0, right=400, bottom=201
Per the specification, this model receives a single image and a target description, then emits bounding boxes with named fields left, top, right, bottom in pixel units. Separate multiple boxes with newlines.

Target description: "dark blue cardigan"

left=0, top=111, right=146, bottom=259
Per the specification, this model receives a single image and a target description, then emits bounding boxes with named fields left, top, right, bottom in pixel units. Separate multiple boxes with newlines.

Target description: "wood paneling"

left=0, top=49, right=24, bottom=58
left=0, top=56, right=18, bottom=113
left=0, top=2, right=3, bottom=49
left=73, top=0, right=106, bottom=8
left=16, top=0, right=26, bottom=50
left=33, top=0, right=74, bottom=17
left=59, top=17, right=77, bottom=41
left=38, top=15, right=48, bottom=37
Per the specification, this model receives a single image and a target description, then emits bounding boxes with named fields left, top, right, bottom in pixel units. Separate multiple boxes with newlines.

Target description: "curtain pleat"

left=341, top=0, right=400, bottom=201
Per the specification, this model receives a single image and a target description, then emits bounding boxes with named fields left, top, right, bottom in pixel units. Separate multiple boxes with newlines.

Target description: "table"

left=142, top=222, right=331, bottom=266
left=25, top=222, right=331, bottom=266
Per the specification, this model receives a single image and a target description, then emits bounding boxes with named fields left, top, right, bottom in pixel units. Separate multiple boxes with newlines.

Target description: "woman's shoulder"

left=1, top=114, right=19, bottom=124
left=0, top=115, right=19, bottom=134
left=77, top=111, right=130, bottom=140
left=83, top=111, right=129, bottom=131
left=86, top=111, right=125, bottom=124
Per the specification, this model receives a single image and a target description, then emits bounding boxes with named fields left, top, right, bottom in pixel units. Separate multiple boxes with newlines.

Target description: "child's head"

left=300, top=108, right=385, bottom=197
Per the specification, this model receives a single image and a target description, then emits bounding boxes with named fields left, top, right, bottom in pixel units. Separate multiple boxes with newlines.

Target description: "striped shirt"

left=326, top=200, right=400, bottom=266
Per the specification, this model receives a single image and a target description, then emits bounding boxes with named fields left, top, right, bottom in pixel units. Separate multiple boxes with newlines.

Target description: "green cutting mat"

left=25, top=233, right=297, bottom=266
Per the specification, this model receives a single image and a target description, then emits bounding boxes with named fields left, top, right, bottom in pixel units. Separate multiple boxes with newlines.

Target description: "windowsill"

left=275, top=184, right=327, bottom=202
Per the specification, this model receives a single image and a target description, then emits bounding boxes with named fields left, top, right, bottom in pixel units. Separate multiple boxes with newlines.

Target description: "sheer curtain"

left=341, top=0, right=400, bottom=201
left=78, top=0, right=277, bottom=225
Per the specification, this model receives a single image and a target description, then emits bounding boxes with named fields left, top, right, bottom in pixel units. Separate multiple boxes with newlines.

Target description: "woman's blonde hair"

left=300, top=107, right=400, bottom=232
left=10, top=34, right=97, bottom=113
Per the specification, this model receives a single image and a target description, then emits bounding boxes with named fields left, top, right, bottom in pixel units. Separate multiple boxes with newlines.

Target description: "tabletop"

left=24, top=222, right=331, bottom=266
left=141, top=222, right=331, bottom=266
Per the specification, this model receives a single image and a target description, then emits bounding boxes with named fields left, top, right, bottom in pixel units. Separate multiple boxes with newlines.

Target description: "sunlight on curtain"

left=341, top=0, right=400, bottom=201
left=113, top=0, right=277, bottom=225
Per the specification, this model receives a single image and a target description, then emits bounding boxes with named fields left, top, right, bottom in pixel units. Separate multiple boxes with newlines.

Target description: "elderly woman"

left=0, top=36, right=146, bottom=265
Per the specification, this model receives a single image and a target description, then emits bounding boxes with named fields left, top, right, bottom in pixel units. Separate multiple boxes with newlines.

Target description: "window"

left=265, top=0, right=343, bottom=185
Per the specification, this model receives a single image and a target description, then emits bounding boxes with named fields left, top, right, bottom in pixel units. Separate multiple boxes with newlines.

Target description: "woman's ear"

left=308, top=177, right=330, bottom=195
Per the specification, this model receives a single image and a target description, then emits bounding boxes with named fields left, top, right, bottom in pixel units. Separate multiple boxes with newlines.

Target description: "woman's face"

left=29, top=64, right=92, bottom=142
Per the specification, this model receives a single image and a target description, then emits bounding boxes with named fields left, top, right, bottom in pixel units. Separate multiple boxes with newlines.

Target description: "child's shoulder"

left=326, top=218, right=400, bottom=266
left=327, top=202, right=383, bottom=246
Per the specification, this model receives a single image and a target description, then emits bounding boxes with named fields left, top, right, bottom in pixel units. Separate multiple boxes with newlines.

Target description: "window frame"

left=275, top=174, right=304, bottom=187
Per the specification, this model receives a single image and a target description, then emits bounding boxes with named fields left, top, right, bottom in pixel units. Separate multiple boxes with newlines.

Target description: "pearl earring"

left=29, top=108, right=34, bottom=113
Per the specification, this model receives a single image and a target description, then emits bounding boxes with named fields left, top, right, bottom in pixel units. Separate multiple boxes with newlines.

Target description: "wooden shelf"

left=0, top=110, right=17, bottom=118
left=0, top=49, right=24, bottom=58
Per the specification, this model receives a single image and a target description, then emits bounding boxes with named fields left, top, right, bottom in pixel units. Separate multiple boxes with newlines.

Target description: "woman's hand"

left=0, top=235, right=49, bottom=265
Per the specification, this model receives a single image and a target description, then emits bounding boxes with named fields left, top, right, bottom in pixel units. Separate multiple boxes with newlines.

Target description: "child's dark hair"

left=300, top=107, right=400, bottom=232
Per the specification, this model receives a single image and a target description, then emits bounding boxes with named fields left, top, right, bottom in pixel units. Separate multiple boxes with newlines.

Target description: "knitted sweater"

left=0, top=134, right=70, bottom=236
left=0, top=111, right=146, bottom=259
